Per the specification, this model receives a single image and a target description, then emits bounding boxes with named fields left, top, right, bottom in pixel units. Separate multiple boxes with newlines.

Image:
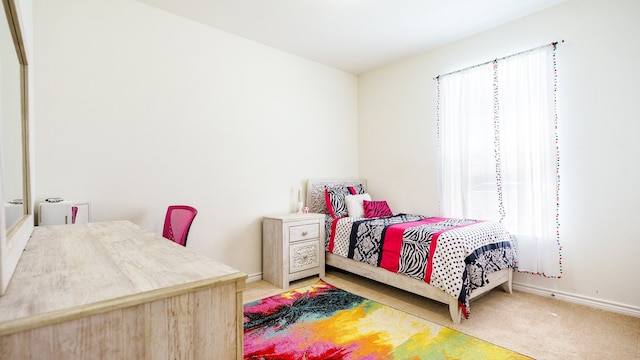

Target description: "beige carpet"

left=243, top=269, right=640, bottom=360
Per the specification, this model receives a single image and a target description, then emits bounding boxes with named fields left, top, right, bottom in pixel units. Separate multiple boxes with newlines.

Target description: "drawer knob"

left=302, top=231, right=308, bottom=236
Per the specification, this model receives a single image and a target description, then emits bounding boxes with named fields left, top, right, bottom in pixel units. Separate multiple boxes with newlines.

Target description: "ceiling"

left=136, top=0, right=566, bottom=74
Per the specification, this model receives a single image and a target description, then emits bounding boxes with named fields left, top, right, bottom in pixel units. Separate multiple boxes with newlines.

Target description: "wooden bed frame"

left=306, top=178, right=513, bottom=324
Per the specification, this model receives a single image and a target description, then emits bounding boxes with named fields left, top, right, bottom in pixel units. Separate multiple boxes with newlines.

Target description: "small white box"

left=39, top=201, right=91, bottom=226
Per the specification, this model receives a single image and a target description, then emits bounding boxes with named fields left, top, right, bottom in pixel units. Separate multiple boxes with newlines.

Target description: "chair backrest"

left=162, top=205, right=198, bottom=246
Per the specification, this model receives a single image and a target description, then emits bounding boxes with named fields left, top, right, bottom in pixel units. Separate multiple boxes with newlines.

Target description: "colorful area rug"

left=244, top=280, right=531, bottom=360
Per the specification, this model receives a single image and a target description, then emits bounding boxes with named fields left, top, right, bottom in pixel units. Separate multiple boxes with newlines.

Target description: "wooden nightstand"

left=262, top=213, right=326, bottom=288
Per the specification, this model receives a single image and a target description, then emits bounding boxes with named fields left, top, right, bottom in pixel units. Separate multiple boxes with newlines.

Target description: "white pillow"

left=345, top=193, right=372, bottom=218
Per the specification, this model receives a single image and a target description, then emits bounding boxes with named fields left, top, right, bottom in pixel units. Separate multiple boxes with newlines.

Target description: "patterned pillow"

left=325, top=185, right=364, bottom=218
left=363, top=200, right=393, bottom=218
left=350, top=183, right=365, bottom=195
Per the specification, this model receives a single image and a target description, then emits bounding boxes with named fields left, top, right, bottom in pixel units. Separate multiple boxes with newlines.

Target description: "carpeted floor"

left=244, top=269, right=640, bottom=360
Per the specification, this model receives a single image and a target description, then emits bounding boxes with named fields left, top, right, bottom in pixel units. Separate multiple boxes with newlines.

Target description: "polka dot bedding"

left=326, top=214, right=517, bottom=318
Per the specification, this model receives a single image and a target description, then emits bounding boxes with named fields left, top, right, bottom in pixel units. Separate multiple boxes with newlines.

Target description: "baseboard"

left=246, top=272, right=263, bottom=284
left=513, top=282, right=640, bottom=318
left=247, top=271, right=640, bottom=318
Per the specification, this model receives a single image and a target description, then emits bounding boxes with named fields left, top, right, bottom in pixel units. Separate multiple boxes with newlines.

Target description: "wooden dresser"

left=0, top=220, right=246, bottom=359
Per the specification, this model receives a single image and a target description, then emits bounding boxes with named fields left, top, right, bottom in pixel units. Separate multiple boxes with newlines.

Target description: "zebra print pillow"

left=363, top=200, right=393, bottom=218
left=325, top=185, right=365, bottom=218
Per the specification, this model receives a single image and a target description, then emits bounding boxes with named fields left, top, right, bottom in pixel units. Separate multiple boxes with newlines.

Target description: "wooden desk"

left=0, top=221, right=246, bottom=359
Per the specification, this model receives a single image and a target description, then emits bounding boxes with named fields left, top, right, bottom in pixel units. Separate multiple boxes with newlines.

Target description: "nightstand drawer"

left=289, top=223, right=319, bottom=242
left=289, top=240, right=320, bottom=273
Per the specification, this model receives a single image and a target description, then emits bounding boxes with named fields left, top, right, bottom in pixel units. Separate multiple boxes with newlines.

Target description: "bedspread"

left=327, top=214, right=516, bottom=317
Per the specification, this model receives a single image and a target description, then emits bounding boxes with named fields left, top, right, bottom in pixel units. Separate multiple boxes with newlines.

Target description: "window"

left=436, top=43, right=562, bottom=278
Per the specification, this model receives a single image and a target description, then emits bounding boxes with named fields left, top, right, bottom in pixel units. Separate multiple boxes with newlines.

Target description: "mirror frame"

left=1, top=0, right=32, bottom=295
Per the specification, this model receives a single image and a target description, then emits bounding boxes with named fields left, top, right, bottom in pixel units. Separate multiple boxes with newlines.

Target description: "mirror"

left=1, top=0, right=22, bottom=230
left=1, top=0, right=32, bottom=295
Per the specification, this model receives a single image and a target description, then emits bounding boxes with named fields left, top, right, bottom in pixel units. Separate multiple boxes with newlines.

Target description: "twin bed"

left=306, top=179, right=517, bottom=323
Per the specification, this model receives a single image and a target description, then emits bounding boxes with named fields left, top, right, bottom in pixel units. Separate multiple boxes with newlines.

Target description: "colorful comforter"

left=326, top=214, right=517, bottom=318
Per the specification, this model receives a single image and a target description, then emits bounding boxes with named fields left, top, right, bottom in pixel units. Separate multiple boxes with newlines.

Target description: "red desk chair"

left=163, top=205, right=198, bottom=246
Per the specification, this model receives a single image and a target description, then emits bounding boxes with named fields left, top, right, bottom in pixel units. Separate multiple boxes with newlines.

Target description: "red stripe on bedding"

left=379, top=217, right=447, bottom=273
left=424, top=220, right=484, bottom=284
left=328, top=217, right=341, bottom=253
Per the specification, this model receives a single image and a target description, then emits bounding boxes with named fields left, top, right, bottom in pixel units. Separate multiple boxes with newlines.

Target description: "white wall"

left=359, top=0, right=640, bottom=312
left=32, top=0, right=640, bottom=314
left=32, top=0, right=359, bottom=277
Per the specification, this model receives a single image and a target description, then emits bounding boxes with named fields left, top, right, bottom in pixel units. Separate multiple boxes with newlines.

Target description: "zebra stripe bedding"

left=326, top=214, right=517, bottom=318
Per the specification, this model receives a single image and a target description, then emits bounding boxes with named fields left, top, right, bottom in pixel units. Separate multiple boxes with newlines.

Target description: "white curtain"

left=437, top=45, right=562, bottom=277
